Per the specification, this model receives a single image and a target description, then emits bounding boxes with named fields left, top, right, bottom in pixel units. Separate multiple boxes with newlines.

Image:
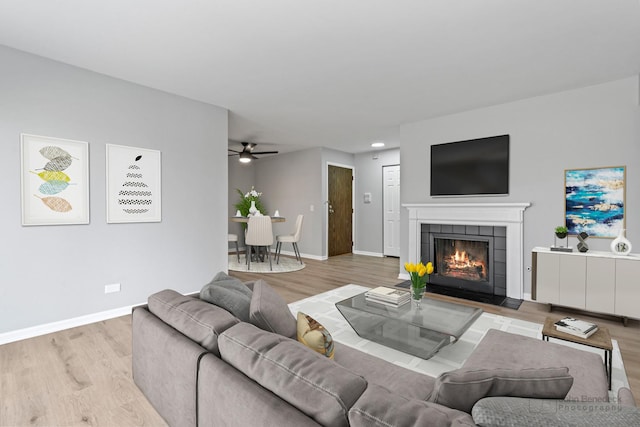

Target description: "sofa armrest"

left=132, top=306, right=208, bottom=427
left=472, top=397, right=640, bottom=426
left=618, top=387, right=637, bottom=407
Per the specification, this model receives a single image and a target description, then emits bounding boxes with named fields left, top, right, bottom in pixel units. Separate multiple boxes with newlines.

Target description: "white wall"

left=400, top=77, right=640, bottom=295
left=0, top=46, right=229, bottom=335
left=354, top=148, right=400, bottom=255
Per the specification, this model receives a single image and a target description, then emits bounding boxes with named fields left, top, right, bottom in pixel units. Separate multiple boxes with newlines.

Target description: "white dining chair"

left=228, top=233, right=240, bottom=263
left=275, top=214, right=304, bottom=264
left=245, top=216, right=274, bottom=270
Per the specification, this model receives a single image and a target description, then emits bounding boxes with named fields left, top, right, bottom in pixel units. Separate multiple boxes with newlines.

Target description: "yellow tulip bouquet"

left=404, top=261, right=434, bottom=302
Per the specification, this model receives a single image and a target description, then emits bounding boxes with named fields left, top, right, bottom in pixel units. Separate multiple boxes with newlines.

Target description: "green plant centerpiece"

left=404, top=261, right=434, bottom=308
left=554, top=225, right=568, bottom=239
left=235, top=187, right=267, bottom=226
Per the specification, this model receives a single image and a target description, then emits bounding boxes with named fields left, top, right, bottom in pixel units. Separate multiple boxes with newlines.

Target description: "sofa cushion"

left=147, top=289, right=239, bottom=356
left=428, top=367, right=574, bottom=413
left=472, top=397, right=640, bottom=427
left=333, top=342, right=435, bottom=401
left=249, top=279, right=297, bottom=339
left=463, top=329, right=608, bottom=402
left=349, top=384, right=476, bottom=427
left=297, top=312, right=335, bottom=359
left=200, top=272, right=252, bottom=321
left=218, top=322, right=367, bottom=427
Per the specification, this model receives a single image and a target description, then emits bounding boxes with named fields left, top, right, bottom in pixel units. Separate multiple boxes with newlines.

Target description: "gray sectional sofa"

left=132, top=276, right=638, bottom=426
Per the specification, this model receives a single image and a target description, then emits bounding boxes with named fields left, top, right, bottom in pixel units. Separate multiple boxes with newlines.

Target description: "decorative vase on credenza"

left=610, top=229, right=632, bottom=256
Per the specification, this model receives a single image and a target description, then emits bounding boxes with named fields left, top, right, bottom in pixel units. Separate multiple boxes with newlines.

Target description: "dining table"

left=229, top=216, right=286, bottom=223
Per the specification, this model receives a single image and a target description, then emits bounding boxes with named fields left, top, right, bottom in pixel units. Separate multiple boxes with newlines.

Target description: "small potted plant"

left=555, top=226, right=568, bottom=239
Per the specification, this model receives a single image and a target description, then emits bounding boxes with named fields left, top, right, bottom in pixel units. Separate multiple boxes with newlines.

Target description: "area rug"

left=228, top=254, right=305, bottom=273
left=288, top=284, right=630, bottom=399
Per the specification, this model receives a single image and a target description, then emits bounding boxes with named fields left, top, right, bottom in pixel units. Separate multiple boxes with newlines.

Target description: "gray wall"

left=354, top=148, right=400, bottom=255
left=400, top=76, right=640, bottom=295
left=0, top=46, right=229, bottom=334
left=228, top=147, right=359, bottom=259
left=228, top=158, right=256, bottom=248
left=253, top=148, right=324, bottom=258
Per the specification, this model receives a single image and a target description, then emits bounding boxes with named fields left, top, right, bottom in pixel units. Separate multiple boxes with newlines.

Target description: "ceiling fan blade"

left=251, top=151, right=279, bottom=155
left=228, top=149, right=242, bottom=153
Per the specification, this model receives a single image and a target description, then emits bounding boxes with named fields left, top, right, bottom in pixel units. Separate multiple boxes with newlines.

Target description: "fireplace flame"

left=454, top=250, right=467, bottom=263
left=445, top=249, right=487, bottom=280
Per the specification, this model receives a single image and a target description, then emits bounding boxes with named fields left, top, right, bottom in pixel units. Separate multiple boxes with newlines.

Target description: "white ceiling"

left=1, top=0, right=639, bottom=154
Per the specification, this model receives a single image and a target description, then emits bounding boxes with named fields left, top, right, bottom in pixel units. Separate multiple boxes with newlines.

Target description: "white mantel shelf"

left=404, top=202, right=531, bottom=299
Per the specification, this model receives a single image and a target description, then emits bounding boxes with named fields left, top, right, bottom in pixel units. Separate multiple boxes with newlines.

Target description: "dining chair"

left=228, top=233, right=240, bottom=263
left=245, top=216, right=274, bottom=271
left=275, top=214, right=304, bottom=264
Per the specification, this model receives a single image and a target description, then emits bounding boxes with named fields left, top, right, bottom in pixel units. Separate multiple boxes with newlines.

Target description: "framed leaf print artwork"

left=20, top=134, right=90, bottom=226
left=106, top=144, right=162, bottom=223
left=565, top=166, right=625, bottom=238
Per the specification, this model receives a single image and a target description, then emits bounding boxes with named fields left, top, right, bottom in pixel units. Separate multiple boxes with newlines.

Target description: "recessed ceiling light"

left=371, top=142, right=385, bottom=148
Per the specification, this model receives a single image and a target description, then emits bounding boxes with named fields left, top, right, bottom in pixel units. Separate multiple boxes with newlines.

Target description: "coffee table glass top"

left=335, top=291, right=483, bottom=359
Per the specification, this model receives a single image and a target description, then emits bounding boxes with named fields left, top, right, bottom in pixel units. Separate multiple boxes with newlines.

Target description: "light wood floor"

left=1, top=254, right=638, bottom=426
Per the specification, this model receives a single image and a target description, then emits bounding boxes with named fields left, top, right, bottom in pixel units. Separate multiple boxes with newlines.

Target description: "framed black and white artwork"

left=106, top=144, right=162, bottom=223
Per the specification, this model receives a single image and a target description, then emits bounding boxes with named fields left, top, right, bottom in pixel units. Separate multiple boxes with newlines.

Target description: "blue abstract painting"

left=565, top=167, right=625, bottom=238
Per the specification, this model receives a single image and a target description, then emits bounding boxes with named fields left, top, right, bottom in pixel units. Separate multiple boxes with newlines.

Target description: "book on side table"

left=554, top=317, right=598, bottom=339
left=365, top=286, right=410, bottom=307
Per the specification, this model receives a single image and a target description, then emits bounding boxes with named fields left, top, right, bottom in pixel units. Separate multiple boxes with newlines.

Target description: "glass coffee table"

left=336, top=291, right=483, bottom=359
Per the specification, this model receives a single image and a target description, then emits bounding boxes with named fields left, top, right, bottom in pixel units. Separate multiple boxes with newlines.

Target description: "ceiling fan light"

left=239, top=152, right=252, bottom=163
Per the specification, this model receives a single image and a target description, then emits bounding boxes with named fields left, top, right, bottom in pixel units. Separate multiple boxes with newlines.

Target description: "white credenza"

left=532, top=247, right=640, bottom=322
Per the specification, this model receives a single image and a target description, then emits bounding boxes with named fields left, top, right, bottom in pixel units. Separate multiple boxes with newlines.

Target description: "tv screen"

left=430, top=135, right=509, bottom=196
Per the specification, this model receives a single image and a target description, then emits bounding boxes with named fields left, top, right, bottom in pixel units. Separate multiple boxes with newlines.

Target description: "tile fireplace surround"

left=404, top=203, right=530, bottom=299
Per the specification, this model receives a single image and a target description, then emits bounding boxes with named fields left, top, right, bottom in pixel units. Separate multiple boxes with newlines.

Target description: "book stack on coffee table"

left=554, top=317, right=598, bottom=339
left=365, top=287, right=410, bottom=308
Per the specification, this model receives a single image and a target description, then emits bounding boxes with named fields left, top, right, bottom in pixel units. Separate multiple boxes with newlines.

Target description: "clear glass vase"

left=411, top=283, right=426, bottom=309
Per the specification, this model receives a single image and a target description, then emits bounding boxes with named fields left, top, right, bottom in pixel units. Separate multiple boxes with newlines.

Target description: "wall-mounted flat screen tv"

left=430, top=134, right=509, bottom=196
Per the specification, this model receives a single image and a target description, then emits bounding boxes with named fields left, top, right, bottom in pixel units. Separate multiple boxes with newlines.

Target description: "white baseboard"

left=0, top=304, right=140, bottom=346
left=352, top=250, right=384, bottom=257
left=276, top=249, right=326, bottom=261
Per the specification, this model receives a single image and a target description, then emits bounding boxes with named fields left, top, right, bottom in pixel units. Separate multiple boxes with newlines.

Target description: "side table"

left=541, top=316, right=613, bottom=390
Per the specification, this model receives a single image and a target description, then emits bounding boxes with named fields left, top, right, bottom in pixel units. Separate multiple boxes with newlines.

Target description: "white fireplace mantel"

left=404, top=203, right=531, bottom=299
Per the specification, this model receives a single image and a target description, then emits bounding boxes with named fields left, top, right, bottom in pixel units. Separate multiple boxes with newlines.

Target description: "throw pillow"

left=428, top=366, right=574, bottom=413
left=205, top=271, right=253, bottom=297
left=200, top=272, right=253, bottom=322
left=349, top=384, right=476, bottom=427
left=249, top=279, right=297, bottom=338
left=297, top=312, right=335, bottom=359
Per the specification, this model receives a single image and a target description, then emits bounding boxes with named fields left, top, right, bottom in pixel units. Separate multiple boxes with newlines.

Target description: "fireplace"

left=405, top=203, right=530, bottom=300
left=422, top=224, right=506, bottom=297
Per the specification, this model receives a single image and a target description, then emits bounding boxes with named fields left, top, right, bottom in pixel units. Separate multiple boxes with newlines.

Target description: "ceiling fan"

left=228, top=142, right=278, bottom=163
